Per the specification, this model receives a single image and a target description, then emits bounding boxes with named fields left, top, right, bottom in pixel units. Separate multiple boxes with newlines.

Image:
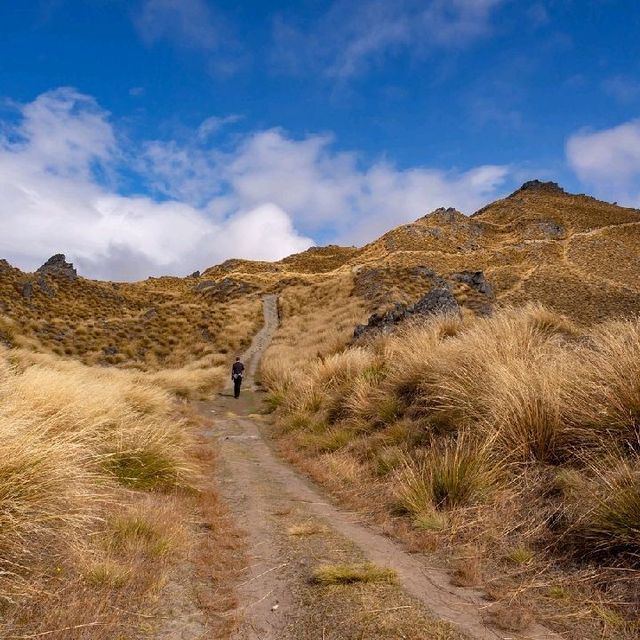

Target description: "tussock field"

left=0, top=345, right=239, bottom=638
left=0, top=260, right=262, bottom=368
left=262, top=305, right=640, bottom=639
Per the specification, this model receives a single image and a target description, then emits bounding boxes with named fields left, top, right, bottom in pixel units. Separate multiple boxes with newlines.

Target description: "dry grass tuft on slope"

left=263, top=305, right=640, bottom=640
left=311, top=563, right=397, bottom=586
left=0, top=345, right=239, bottom=639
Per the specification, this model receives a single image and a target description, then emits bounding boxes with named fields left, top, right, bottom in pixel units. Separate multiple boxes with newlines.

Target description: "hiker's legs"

left=234, top=377, right=242, bottom=398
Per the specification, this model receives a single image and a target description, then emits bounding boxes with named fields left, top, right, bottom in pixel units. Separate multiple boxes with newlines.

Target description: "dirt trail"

left=196, top=295, right=562, bottom=640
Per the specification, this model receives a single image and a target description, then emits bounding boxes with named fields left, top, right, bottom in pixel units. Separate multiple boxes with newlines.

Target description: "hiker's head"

left=235, top=356, right=240, bottom=362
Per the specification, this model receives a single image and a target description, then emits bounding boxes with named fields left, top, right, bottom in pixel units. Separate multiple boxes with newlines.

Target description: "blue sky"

left=0, top=0, right=639, bottom=279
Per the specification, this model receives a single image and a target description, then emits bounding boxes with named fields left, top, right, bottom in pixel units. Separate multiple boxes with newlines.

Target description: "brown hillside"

left=191, top=181, right=640, bottom=326
left=2, top=181, right=639, bottom=369
left=0, top=256, right=260, bottom=368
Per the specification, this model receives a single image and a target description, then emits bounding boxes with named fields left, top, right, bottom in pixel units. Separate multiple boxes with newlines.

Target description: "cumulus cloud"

left=220, top=129, right=509, bottom=242
left=197, top=114, right=242, bottom=141
left=0, top=88, right=511, bottom=281
left=139, top=126, right=510, bottom=243
left=272, top=0, right=505, bottom=78
left=601, top=75, right=640, bottom=104
left=0, top=89, right=312, bottom=280
left=567, top=119, right=640, bottom=205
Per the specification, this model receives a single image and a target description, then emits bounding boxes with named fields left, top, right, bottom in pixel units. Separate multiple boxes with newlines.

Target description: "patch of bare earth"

left=152, top=409, right=247, bottom=640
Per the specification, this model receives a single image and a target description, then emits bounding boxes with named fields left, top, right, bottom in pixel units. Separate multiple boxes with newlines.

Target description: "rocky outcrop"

left=452, top=271, right=493, bottom=296
left=354, top=286, right=460, bottom=340
left=537, top=222, right=566, bottom=238
left=195, top=277, right=259, bottom=302
left=37, top=254, right=78, bottom=280
left=194, top=280, right=216, bottom=292
left=0, top=259, right=12, bottom=273
left=511, top=180, right=566, bottom=196
left=412, top=287, right=460, bottom=316
left=354, top=269, right=495, bottom=339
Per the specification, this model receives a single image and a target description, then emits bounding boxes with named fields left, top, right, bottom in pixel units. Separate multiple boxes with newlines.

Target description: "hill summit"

left=1, top=181, right=639, bottom=363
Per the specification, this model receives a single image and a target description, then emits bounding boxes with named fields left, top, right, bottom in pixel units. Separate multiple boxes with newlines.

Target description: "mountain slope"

left=1, top=181, right=639, bottom=368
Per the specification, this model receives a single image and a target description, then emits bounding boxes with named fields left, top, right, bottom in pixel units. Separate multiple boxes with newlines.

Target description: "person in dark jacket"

left=231, top=356, right=245, bottom=399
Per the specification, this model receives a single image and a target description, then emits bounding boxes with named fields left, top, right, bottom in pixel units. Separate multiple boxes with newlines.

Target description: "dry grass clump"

left=264, top=305, right=640, bottom=637
left=394, top=435, right=501, bottom=515
left=568, top=319, right=640, bottom=446
left=262, top=274, right=367, bottom=379
left=311, top=563, right=397, bottom=586
left=564, top=453, right=640, bottom=563
left=0, top=346, right=201, bottom=636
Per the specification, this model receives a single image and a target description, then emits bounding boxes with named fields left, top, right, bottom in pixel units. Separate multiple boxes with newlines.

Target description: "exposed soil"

left=174, top=295, right=564, bottom=640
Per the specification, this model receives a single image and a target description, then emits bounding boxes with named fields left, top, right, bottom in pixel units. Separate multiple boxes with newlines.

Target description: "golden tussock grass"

left=1, top=267, right=262, bottom=371
left=264, top=305, right=640, bottom=639
left=311, top=563, right=397, bottom=586
left=0, top=344, right=239, bottom=638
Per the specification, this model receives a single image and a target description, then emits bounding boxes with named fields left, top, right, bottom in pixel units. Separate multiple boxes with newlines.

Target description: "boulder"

left=195, top=277, right=259, bottom=301
left=195, top=280, right=216, bottom=291
left=412, top=287, right=460, bottom=317
left=538, top=221, right=565, bottom=238
left=452, top=271, right=493, bottom=296
left=37, top=254, right=78, bottom=280
left=354, top=286, right=460, bottom=340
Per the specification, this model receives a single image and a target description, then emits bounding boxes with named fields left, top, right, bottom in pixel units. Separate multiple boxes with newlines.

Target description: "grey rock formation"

left=37, top=254, right=78, bottom=280
left=195, top=277, right=258, bottom=301
left=194, top=280, right=216, bottom=291
left=538, top=221, right=565, bottom=238
left=452, top=271, right=494, bottom=296
left=412, top=287, right=460, bottom=317
left=512, top=180, right=566, bottom=196
left=354, top=286, right=460, bottom=340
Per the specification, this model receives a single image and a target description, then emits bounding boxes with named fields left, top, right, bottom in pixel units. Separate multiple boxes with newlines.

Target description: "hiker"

left=231, top=356, right=245, bottom=399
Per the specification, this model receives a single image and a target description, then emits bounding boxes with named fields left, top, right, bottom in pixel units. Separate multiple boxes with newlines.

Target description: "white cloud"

left=12, top=88, right=115, bottom=178
left=221, top=129, right=509, bottom=242
left=272, top=0, right=505, bottom=78
left=133, top=0, right=245, bottom=74
left=0, top=89, right=312, bottom=280
left=566, top=119, right=640, bottom=205
left=140, top=126, right=510, bottom=243
left=0, top=88, right=512, bottom=280
left=197, top=114, right=242, bottom=141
